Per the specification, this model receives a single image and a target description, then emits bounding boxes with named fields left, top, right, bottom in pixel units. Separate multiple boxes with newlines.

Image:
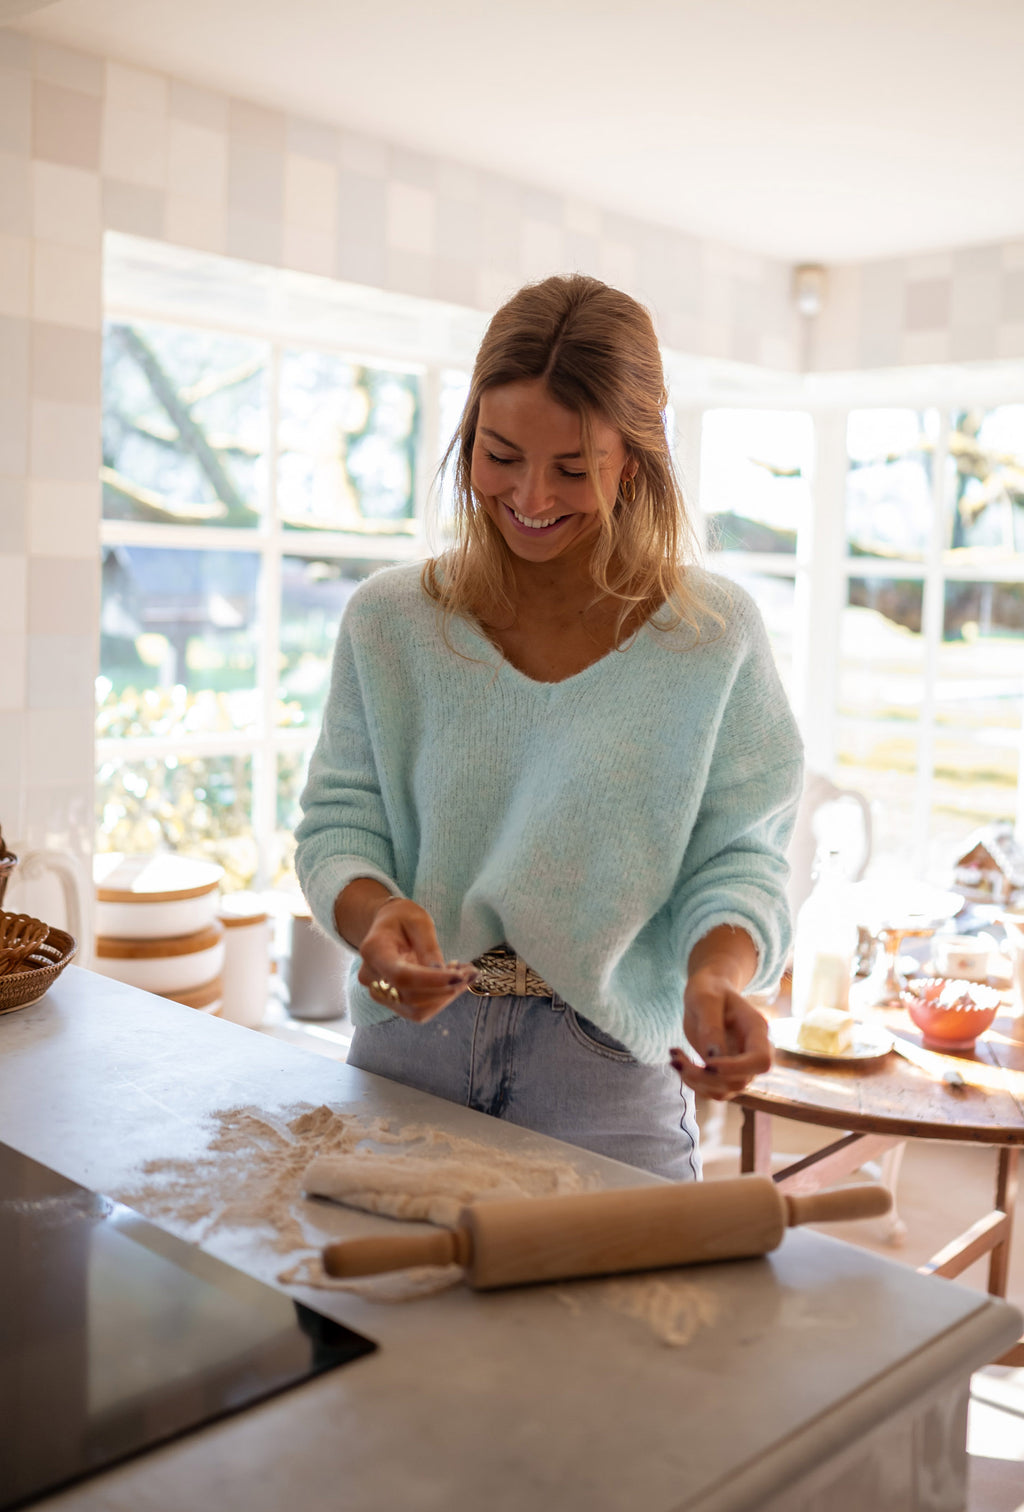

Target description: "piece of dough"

left=303, top=1154, right=531, bottom=1228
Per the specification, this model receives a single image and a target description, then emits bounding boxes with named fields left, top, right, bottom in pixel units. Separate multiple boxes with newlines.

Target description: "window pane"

left=102, top=319, right=268, bottom=527
left=272, top=748, right=311, bottom=887
left=278, top=556, right=400, bottom=730
left=845, top=409, right=938, bottom=561
left=98, top=547, right=261, bottom=739
left=945, top=407, right=1024, bottom=562
left=278, top=351, right=421, bottom=532
left=700, top=410, right=812, bottom=554
left=434, top=368, right=470, bottom=525
left=929, top=581, right=1024, bottom=870
left=96, top=753, right=256, bottom=889
left=837, top=577, right=926, bottom=866
left=712, top=567, right=795, bottom=699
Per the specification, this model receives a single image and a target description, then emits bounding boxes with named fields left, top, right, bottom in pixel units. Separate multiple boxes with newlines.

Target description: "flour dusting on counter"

left=118, top=1102, right=719, bottom=1342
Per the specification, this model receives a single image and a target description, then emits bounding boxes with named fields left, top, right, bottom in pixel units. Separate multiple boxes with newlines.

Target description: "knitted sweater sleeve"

left=670, top=612, right=803, bottom=993
left=294, top=608, right=402, bottom=944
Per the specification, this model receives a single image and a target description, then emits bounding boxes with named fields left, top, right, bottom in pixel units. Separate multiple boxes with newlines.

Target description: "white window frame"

left=98, top=298, right=466, bottom=889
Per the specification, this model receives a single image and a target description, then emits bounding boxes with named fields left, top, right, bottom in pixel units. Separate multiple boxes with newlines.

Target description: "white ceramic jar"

left=92, top=923, right=226, bottom=995
left=94, top=853, right=223, bottom=940
left=218, top=894, right=271, bottom=1028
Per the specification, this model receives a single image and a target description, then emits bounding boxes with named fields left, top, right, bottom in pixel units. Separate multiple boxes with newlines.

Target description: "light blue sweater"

left=295, top=563, right=803, bottom=1065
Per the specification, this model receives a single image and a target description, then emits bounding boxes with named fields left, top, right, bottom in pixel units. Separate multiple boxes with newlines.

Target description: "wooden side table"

left=737, top=1008, right=1024, bottom=1365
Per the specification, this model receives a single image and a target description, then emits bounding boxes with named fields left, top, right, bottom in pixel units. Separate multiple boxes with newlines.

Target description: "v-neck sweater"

left=295, top=562, right=803, bottom=1065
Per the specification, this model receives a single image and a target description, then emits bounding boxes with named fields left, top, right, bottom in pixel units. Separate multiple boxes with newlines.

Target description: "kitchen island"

left=1, top=967, right=1020, bottom=1512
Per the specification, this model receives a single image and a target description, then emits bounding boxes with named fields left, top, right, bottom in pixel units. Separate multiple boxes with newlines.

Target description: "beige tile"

left=996, top=322, right=1024, bottom=360
left=338, top=129, right=390, bottom=179
left=0, top=552, right=27, bottom=634
left=437, top=159, right=482, bottom=205
left=0, top=632, right=26, bottom=711
left=167, top=119, right=227, bottom=203
left=30, top=323, right=102, bottom=405
left=101, top=102, right=167, bottom=188
left=951, top=270, right=1001, bottom=331
left=386, top=182, right=435, bottom=257
left=228, top=98, right=285, bottom=153
left=169, top=79, right=228, bottom=132
left=520, top=217, right=564, bottom=280
left=0, top=387, right=27, bottom=474
left=29, top=397, right=101, bottom=480
left=0, top=477, right=26, bottom=552
left=27, top=632, right=96, bottom=709
left=0, top=149, right=31, bottom=237
left=31, top=241, right=102, bottom=330
left=286, top=116, right=338, bottom=163
left=383, top=247, right=432, bottom=299
left=163, top=194, right=227, bottom=255
left=284, top=153, right=336, bottom=235
left=31, top=40, right=103, bottom=96
left=26, top=706, right=95, bottom=787
left=0, top=313, right=28, bottom=406
left=28, top=479, right=100, bottom=558
left=901, top=328, right=952, bottom=366
left=105, top=60, right=168, bottom=116
left=227, top=140, right=283, bottom=218
left=225, top=209, right=282, bottom=266
left=28, top=555, right=98, bottom=636
left=101, top=179, right=165, bottom=239
left=905, top=278, right=952, bottom=332
left=0, top=32, right=31, bottom=72
left=950, top=324, right=999, bottom=362
left=32, top=81, right=101, bottom=171
left=0, top=67, right=30, bottom=154
left=0, top=713, right=25, bottom=790
left=31, top=161, right=101, bottom=250
left=0, top=232, right=29, bottom=318
left=282, top=224, right=335, bottom=278
left=598, top=239, right=637, bottom=292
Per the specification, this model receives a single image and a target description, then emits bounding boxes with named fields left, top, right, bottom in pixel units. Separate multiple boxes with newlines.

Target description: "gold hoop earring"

left=620, top=476, right=636, bottom=505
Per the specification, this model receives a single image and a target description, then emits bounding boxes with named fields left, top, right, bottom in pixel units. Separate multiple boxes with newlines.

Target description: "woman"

left=295, top=274, right=803, bottom=1180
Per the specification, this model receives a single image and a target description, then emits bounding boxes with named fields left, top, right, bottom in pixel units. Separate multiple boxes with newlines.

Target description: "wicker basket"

left=0, top=916, right=77, bottom=1016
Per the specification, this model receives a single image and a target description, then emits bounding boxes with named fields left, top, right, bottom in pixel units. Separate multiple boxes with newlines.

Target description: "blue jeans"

left=347, top=991, right=701, bottom=1182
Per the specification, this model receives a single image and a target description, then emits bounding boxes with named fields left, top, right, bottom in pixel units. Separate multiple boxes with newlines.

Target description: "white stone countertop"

left=1, top=967, right=1021, bottom=1512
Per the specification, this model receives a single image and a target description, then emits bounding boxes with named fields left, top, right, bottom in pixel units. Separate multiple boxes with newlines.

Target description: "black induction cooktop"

left=0, top=1141, right=377, bottom=1510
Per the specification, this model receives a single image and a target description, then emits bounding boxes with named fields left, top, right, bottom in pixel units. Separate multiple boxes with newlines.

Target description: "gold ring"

left=371, top=978, right=400, bottom=1003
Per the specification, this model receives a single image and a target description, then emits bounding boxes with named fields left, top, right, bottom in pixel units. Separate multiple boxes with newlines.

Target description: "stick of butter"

left=797, top=1006, right=855, bottom=1055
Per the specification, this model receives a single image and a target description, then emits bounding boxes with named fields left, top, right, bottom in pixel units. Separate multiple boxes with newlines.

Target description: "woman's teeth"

left=511, top=506, right=564, bottom=529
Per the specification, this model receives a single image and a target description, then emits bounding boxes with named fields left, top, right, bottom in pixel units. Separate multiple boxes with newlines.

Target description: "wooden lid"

left=94, top=922, right=224, bottom=959
left=94, top=852, right=223, bottom=904
left=164, top=975, right=224, bottom=1009
left=219, top=892, right=269, bottom=928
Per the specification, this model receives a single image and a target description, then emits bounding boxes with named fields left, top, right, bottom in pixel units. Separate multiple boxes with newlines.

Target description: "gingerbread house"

left=952, top=822, right=1024, bottom=906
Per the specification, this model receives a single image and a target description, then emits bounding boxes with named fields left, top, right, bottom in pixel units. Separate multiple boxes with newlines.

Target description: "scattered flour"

left=117, top=1102, right=719, bottom=1344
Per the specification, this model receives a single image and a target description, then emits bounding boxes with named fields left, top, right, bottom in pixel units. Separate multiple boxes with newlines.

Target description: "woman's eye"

left=559, top=468, right=587, bottom=480
left=485, top=451, right=517, bottom=466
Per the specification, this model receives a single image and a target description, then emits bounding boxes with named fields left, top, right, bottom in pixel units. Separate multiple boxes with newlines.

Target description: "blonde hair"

left=423, top=273, right=709, bottom=642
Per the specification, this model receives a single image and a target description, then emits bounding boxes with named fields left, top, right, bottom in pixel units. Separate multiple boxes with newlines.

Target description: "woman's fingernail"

left=706, top=1044, right=722, bottom=1059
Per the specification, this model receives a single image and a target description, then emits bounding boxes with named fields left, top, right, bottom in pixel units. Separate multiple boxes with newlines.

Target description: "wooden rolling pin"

left=321, top=1176, right=891, bottom=1290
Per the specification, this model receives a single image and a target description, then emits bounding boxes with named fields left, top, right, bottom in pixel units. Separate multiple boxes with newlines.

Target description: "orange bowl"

left=901, top=977, right=1000, bottom=1051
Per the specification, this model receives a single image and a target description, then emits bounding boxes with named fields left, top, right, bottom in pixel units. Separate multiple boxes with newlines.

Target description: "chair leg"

left=876, top=1140, right=909, bottom=1246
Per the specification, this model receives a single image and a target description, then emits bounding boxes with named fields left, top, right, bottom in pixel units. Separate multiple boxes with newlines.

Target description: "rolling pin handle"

left=783, top=1184, right=893, bottom=1228
left=322, top=1226, right=471, bottom=1278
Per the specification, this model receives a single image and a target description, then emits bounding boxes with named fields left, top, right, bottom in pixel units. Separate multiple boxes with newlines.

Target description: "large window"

left=697, top=397, right=1024, bottom=883
left=97, top=278, right=472, bottom=889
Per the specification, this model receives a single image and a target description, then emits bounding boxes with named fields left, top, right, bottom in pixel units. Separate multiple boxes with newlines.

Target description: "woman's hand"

left=356, top=897, right=477, bottom=1023
left=669, top=925, right=771, bottom=1101
left=671, top=969, right=772, bottom=1101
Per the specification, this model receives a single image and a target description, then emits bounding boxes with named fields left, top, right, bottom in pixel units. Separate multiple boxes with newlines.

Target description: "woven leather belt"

left=468, top=945, right=554, bottom=998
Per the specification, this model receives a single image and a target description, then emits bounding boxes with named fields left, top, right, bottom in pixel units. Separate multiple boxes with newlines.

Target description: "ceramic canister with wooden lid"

left=217, top=893, right=271, bottom=1028
left=92, top=923, right=226, bottom=995
left=94, top=853, right=223, bottom=939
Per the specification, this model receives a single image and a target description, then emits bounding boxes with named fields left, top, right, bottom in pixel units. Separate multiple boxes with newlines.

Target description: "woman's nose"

left=514, top=469, right=553, bottom=515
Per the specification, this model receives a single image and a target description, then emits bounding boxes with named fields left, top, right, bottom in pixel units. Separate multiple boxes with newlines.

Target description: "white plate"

left=771, top=1016, right=894, bottom=1065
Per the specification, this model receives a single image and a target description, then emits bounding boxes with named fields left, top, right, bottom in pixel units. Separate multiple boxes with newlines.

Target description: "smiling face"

left=470, top=379, right=632, bottom=565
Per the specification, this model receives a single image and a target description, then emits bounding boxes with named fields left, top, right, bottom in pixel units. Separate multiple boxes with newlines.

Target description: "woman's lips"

left=503, top=501, right=571, bottom=535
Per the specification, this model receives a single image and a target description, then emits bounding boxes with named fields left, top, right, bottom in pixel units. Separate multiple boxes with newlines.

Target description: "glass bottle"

left=790, top=847, right=858, bottom=1019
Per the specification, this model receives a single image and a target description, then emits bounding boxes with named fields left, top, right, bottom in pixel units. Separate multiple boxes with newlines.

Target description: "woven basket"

left=0, top=916, right=77, bottom=1016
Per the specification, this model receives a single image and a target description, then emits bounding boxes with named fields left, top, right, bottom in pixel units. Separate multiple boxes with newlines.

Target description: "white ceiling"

left=14, top=0, right=1024, bottom=264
